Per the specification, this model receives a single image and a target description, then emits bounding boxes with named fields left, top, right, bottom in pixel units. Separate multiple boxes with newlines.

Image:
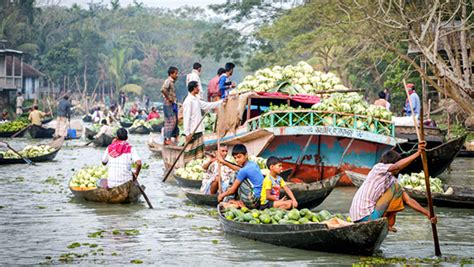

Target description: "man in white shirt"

left=101, top=128, right=141, bottom=188
left=94, top=119, right=115, bottom=139
left=186, top=62, right=204, bottom=99
left=182, top=81, right=225, bottom=161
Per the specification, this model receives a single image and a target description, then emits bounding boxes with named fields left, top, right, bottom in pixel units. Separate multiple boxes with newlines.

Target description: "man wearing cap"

left=404, top=83, right=420, bottom=118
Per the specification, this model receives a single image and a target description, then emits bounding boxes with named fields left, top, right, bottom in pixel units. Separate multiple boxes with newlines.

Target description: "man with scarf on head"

left=99, top=128, right=141, bottom=188
left=404, top=83, right=420, bottom=118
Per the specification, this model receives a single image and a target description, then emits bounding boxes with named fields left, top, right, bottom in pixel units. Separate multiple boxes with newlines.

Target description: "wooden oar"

left=133, top=180, right=153, bottom=209
left=217, top=121, right=223, bottom=194
left=11, top=124, right=31, bottom=138
left=162, top=111, right=210, bottom=183
left=403, top=79, right=441, bottom=256
left=0, top=141, right=36, bottom=166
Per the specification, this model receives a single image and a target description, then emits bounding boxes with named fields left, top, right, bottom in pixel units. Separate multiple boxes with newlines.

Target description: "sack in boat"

left=216, top=92, right=254, bottom=136
left=237, top=178, right=260, bottom=209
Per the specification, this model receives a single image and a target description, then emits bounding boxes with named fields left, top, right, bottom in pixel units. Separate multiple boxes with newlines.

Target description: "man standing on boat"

left=100, top=128, right=141, bottom=188
left=16, top=92, right=24, bottom=117
left=218, top=62, right=236, bottom=99
left=403, top=83, right=420, bottom=118
left=349, top=142, right=437, bottom=232
left=54, top=95, right=72, bottom=139
left=161, top=66, right=179, bottom=145
left=182, top=81, right=224, bottom=160
left=186, top=62, right=204, bottom=99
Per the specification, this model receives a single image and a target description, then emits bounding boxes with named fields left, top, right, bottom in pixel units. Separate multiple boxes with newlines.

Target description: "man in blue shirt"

left=217, top=144, right=264, bottom=209
left=218, top=62, right=236, bottom=99
left=404, top=83, right=420, bottom=118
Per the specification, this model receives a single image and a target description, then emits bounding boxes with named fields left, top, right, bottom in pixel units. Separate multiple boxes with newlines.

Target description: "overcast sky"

left=42, top=0, right=226, bottom=9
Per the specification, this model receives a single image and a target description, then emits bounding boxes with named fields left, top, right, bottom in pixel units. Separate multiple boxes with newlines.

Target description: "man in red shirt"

left=146, top=107, right=160, bottom=121
left=207, top=68, right=225, bottom=102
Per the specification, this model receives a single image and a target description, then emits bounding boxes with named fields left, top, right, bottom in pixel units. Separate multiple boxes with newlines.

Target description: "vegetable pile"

left=0, top=119, right=28, bottom=132
left=399, top=171, right=448, bottom=194
left=0, top=145, right=55, bottom=159
left=203, top=113, right=217, bottom=134
left=237, top=61, right=347, bottom=95
left=130, top=119, right=151, bottom=129
left=175, top=159, right=206, bottom=180
left=69, top=165, right=108, bottom=189
left=120, top=116, right=135, bottom=124
left=148, top=118, right=164, bottom=126
left=223, top=207, right=351, bottom=224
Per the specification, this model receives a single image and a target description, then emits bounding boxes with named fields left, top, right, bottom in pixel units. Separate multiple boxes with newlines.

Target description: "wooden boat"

left=70, top=180, right=142, bottom=204
left=147, top=134, right=162, bottom=157
left=28, top=125, right=55, bottom=139
left=82, top=114, right=92, bottom=122
left=184, top=190, right=218, bottom=206
left=151, top=122, right=164, bottom=133
left=218, top=206, right=388, bottom=255
left=120, top=121, right=133, bottom=128
left=92, top=134, right=114, bottom=147
left=458, top=149, right=474, bottom=158
left=85, top=127, right=97, bottom=140
left=0, top=130, right=25, bottom=138
left=174, top=174, right=202, bottom=189
left=397, top=135, right=466, bottom=177
left=346, top=171, right=474, bottom=208
left=41, top=117, right=53, bottom=124
left=201, top=93, right=405, bottom=186
left=129, top=125, right=151, bottom=135
left=0, top=138, right=63, bottom=165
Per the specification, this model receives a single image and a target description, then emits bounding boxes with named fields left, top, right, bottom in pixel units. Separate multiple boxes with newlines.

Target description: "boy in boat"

left=200, top=144, right=235, bottom=195
left=349, top=141, right=437, bottom=232
left=99, top=128, right=141, bottom=189
left=217, top=144, right=264, bottom=209
left=260, top=156, right=298, bottom=210
left=93, top=119, right=114, bottom=139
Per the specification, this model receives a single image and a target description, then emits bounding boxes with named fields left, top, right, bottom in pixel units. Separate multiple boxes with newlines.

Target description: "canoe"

left=120, top=121, right=133, bottom=128
left=148, top=142, right=162, bottom=157
left=174, top=174, right=202, bottom=189
left=28, top=125, right=55, bottom=139
left=0, top=148, right=60, bottom=164
left=92, top=134, right=114, bottom=147
left=82, top=115, right=92, bottom=122
left=41, top=117, right=53, bottom=124
left=457, top=149, right=474, bottom=158
left=346, top=171, right=474, bottom=208
left=397, top=135, right=466, bottom=177
left=0, top=130, right=25, bottom=138
left=129, top=126, right=151, bottom=135
left=85, top=127, right=97, bottom=140
left=218, top=206, right=388, bottom=255
left=151, top=122, right=164, bottom=133
left=184, top=190, right=218, bottom=206
left=285, top=173, right=342, bottom=209
left=70, top=180, right=143, bottom=204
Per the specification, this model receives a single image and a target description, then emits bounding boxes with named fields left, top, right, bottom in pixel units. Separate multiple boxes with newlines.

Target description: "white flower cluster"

left=237, top=61, right=347, bottom=95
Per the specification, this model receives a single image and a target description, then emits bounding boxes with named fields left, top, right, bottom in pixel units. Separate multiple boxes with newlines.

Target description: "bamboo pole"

left=403, top=79, right=441, bottom=256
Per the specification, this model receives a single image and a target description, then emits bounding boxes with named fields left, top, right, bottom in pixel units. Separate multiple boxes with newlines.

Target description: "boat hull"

left=0, top=130, right=25, bottom=138
left=28, top=125, right=55, bottom=139
left=0, top=149, right=60, bottom=164
left=93, top=134, right=114, bottom=147
left=129, top=126, right=151, bottom=135
left=70, top=181, right=142, bottom=204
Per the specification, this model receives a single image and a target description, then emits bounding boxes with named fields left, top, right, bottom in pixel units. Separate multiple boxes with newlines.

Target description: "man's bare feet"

left=388, top=226, right=398, bottom=232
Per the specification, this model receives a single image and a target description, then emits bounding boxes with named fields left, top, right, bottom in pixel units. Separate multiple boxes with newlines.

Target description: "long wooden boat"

left=41, top=117, right=53, bottom=124
left=85, top=127, right=97, bottom=140
left=346, top=171, right=474, bottom=208
left=397, top=135, right=466, bottom=177
left=147, top=134, right=162, bottom=157
left=28, top=125, right=55, bottom=139
left=184, top=190, right=218, bottom=206
left=129, top=125, right=151, bottom=135
left=120, top=121, right=133, bottom=128
left=218, top=206, right=388, bottom=255
left=174, top=174, right=202, bottom=189
left=0, top=138, right=63, bottom=165
left=0, top=130, right=25, bottom=138
left=458, top=149, right=474, bottom=158
left=200, top=93, right=405, bottom=186
left=82, top=114, right=92, bottom=122
left=70, top=180, right=142, bottom=204
left=92, top=134, right=114, bottom=147
left=151, top=122, right=164, bottom=133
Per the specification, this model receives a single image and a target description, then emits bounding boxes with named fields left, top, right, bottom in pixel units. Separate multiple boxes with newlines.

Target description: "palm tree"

left=103, top=47, right=141, bottom=96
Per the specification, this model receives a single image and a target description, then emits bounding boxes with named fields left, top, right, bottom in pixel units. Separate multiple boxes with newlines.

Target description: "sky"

left=43, top=0, right=226, bottom=9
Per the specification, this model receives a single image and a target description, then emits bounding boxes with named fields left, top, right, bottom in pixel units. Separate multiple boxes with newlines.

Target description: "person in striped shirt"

left=349, top=141, right=437, bottom=232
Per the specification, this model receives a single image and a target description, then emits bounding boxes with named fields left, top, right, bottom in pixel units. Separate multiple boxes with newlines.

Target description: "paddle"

left=0, top=141, right=36, bottom=166
left=162, top=111, right=210, bottom=183
left=403, top=79, right=441, bottom=256
left=11, top=124, right=31, bottom=138
left=133, top=179, right=153, bottom=209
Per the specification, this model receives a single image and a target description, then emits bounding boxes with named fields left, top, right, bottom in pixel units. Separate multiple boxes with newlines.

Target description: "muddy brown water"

left=0, top=134, right=473, bottom=265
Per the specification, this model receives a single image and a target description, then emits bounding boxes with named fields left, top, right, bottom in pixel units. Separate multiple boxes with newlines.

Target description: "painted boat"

left=346, top=171, right=474, bottom=208
left=0, top=130, right=25, bottom=138
left=204, top=93, right=405, bottom=185
left=218, top=206, right=388, bottom=255
left=151, top=122, right=164, bottom=133
left=92, top=134, right=114, bottom=147
left=175, top=174, right=202, bottom=189
left=70, top=180, right=142, bottom=204
left=120, top=121, right=133, bottom=128
left=28, top=125, right=55, bottom=139
left=184, top=190, right=218, bottom=206
left=397, top=135, right=466, bottom=177
left=129, top=126, right=151, bottom=135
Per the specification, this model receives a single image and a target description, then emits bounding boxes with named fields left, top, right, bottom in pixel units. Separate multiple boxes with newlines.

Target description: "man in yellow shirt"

left=28, top=105, right=50, bottom=126
left=260, top=157, right=298, bottom=210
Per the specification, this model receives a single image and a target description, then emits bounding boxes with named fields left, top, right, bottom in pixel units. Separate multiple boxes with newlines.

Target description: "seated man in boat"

left=94, top=119, right=115, bottom=139
left=200, top=144, right=235, bottom=195
left=99, top=128, right=141, bottom=188
left=349, top=142, right=437, bottom=232
left=260, top=156, right=298, bottom=210
left=28, top=105, right=51, bottom=126
left=217, top=144, right=264, bottom=209
left=146, top=107, right=160, bottom=121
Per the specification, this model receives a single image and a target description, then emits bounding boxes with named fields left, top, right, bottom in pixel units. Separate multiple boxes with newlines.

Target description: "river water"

left=0, top=134, right=473, bottom=265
